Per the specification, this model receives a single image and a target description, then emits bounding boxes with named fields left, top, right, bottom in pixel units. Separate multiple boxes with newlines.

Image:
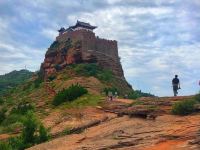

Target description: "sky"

left=0, top=0, right=200, bottom=96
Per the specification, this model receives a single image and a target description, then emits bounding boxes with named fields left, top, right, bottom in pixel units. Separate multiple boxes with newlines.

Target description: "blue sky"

left=0, top=0, right=200, bottom=96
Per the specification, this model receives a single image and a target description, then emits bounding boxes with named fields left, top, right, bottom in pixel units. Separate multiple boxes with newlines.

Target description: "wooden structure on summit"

left=58, top=21, right=97, bottom=35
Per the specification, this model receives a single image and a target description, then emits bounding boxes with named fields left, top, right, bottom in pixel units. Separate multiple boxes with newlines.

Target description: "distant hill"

left=0, top=69, right=33, bottom=95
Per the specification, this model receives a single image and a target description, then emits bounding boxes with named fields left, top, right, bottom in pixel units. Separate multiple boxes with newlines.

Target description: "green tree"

left=22, top=111, right=38, bottom=144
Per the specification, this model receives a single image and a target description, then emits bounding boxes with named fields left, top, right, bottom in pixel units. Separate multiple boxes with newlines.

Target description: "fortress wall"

left=80, top=31, right=96, bottom=60
left=55, top=30, right=124, bottom=78
left=93, top=51, right=124, bottom=79
left=95, top=38, right=118, bottom=59
left=56, top=30, right=96, bottom=60
left=93, top=38, right=124, bottom=78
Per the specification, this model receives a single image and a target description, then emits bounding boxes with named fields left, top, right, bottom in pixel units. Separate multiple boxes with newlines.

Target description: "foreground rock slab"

left=27, top=97, right=200, bottom=150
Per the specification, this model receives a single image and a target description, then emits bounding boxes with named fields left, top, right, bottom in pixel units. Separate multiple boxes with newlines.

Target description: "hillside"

left=28, top=96, right=200, bottom=150
left=0, top=64, right=153, bottom=141
left=0, top=63, right=199, bottom=150
left=0, top=69, right=33, bottom=95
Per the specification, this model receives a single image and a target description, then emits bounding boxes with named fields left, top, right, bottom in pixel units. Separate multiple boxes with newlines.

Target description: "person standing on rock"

left=108, top=91, right=113, bottom=101
left=172, top=75, right=181, bottom=96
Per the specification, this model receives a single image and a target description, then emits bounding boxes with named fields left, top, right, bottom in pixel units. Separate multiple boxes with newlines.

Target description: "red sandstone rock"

left=40, top=29, right=131, bottom=92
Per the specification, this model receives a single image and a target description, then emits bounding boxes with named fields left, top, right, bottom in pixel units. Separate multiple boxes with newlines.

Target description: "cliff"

left=40, top=27, right=132, bottom=93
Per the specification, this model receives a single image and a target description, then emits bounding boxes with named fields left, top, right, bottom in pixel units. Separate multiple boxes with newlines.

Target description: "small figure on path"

left=172, top=75, right=181, bottom=96
left=108, top=91, right=113, bottom=101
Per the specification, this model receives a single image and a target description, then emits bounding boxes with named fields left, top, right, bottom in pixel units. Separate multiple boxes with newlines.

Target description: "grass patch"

left=146, top=105, right=159, bottom=111
left=194, top=92, right=200, bottom=103
left=129, top=100, right=144, bottom=106
left=0, top=114, right=26, bottom=134
left=73, top=63, right=113, bottom=82
left=11, top=102, right=34, bottom=115
left=60, top=94, right=103, bottom=109
left=0, top=141, right=12, bottom=150
left=128, top=90, right=155, bottom=100
left=172, top=99, right=196, bottom=115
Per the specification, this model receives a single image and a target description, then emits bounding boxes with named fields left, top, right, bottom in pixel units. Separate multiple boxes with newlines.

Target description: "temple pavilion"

left=58, top=20, right=97, bottom=35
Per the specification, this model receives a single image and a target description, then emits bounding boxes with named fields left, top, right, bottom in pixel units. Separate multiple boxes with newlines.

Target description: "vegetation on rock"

left=194, top=92, right=200, bottom=102
left=172, top=99, right=196, bottom=115
left=0, top=111, right=49, bottom=150
left=73, top=63, right=113, bottom=82
left=103, top=87, right=118, bottom=95
left=52, top=84, right=88, bottom=106
left=0, top=70, right=33, bottom=95
left=60, top=94, right=103, bottom=109
left=128, top=90, right=155, bottom=99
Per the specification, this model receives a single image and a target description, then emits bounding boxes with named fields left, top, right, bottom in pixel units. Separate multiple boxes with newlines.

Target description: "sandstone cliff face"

left=40, top=29, right=131, bottom=91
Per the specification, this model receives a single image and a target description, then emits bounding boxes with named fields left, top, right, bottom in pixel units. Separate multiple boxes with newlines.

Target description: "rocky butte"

left=40, top=20, right=132, bottom=92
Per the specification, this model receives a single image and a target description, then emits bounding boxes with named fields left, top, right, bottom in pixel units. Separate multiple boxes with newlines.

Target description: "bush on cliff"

left=172, top=99, right=196, bottom=115
left=49, top=41, right=60, bottom=49
left=52, top=84, right=88, bottom=106
left=0, top=111, right=49, bottom=150
left=11, top=102, right=34, bottom=115
left=74, top=63, right=113, bottom=82
left=103, top=87, right=118, bottom=95
left=0, top=107, right=7, bottom=123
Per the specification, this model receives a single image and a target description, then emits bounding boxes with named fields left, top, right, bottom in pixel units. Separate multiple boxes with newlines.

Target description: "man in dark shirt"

left=172, top=75, right=180, bottom=96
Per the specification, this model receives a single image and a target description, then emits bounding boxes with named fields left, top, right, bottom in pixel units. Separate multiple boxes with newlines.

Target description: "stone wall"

left=41, top=29, right=125, bottom=80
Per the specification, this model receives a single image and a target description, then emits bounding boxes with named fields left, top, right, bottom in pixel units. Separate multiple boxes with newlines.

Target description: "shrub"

left=38, top=125, right=49, bottom=143
left=0, top=111, right=49, bottom=150
left=13, top=111, right=49, bottom=149
left=49, top=41, right=60, bottom=49
left=11, top=102, right=34, bottom=115
left=195, top=92, right=200, bottom=103
left=128, top=90, right=155, bottom=99
left=52, top=84, right=88, bottom=106
left=0, top=107, right=7, bottom=123
left=3, top=122, right=23, bottom=133
left=48, top=75, right=56, bottom=81
left=0, top=141, right=12, bottom=150
left=0, top=97, right=4, bottom=104
left=97, top=70, right=113, bottom=81
left=34, top=78, right=42, bottom=88
left=1, top=114, right=25, bottom=127
left=9, top=136, right=25, bottom=150
left=103, top=87, right=118, bottom=95
left=172, top=99, right=196, bottom=115
left=73, top=63, right=113, bottom=82
left=74, top=63, right=99, bottom=76
left=22, top=112, right=38, bottom=144
left=34, top=71, right=43, bottom=88
left=55, top=64, right=62, bottom=71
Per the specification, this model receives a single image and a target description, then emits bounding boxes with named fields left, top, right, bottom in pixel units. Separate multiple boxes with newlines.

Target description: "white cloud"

left=1, top=0, right=200, bottom=96
left=41, top=28, right=58, bottom=40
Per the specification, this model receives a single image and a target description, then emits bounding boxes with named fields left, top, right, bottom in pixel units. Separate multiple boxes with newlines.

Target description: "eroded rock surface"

left=28, top=97, right=200, bottom=150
